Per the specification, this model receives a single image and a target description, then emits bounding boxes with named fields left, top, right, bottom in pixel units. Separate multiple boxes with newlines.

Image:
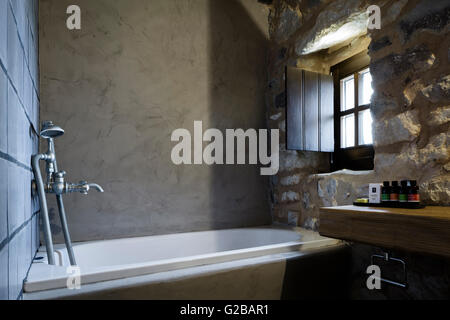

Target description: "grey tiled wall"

left=0, top=0, right=40, bottom=300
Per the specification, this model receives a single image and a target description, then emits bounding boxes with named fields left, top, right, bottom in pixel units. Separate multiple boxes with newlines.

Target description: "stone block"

left=420, top=174, right=450, bottom=204
left=281, top=191, right=300, bottom=203
left=287, top=211, right=299, bottom=226
left=371, top=45, right=435, bottom=83
left=382, top=0, right=408, bottom=26
left=421, top=75, right=450, bottom=103
left=280, top=174, right=301, bottom=186
left=399, top=0, right=450, bottom=42
left=427, top=106, right=450, bottom=126
left=373, top=110, right=421, bottom=146
left=270, top=4, right=302, bottom=43
left=419, top=132, right=449, bottom=164
left=302, top=216, right=319, bottom=231
left=374, top=146, right=420, bottom=177
left=369, top=36, right=392, bottom=52
left=370, top=92, right=399, bottom=119
left=279, top=150, right=328, bottom=172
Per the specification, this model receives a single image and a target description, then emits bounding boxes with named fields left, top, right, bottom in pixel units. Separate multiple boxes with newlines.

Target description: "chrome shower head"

left=40, top=121, right=65, bottom=139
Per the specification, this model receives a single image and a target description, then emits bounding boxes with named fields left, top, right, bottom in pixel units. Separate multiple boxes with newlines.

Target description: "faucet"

left=31, top=121, right=104, bottom=266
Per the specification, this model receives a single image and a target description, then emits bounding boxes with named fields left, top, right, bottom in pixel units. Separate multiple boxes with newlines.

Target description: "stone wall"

left=0, top=0, right=40, bottom=300
left=266, top=0, right=449, bottom=299
left=266, top=0, right=449, bottom=227
left=39, top=0, right=271, bottom=242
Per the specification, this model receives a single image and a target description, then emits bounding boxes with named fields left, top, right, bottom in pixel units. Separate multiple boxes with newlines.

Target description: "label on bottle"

left=399, top=194, right=408, bottom=202
left=381, top=194, right=390, bottom=202
left=390, top=193, right=399, bottom=201
left=408, top=194, right=420, bottom=202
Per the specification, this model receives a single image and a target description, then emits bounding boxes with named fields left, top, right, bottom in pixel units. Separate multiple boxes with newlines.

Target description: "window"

left=331, top=53, right=374, bottom=171
left=285, top=52, right=374, bottom=171
left=339, top=68, right=373, bottom=148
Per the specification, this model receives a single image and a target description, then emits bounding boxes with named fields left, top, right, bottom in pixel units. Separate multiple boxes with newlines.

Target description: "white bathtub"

left=24, top=227, right=341, bottom=299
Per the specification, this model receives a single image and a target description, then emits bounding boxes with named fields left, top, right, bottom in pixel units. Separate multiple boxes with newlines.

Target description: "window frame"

left=331, top=54, right=374, bottom=171
left=338, top=68, right=371, bottom=148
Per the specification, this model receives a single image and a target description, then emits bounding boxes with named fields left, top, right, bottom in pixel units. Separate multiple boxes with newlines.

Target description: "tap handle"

left=55, top=171, right=66, bottom=178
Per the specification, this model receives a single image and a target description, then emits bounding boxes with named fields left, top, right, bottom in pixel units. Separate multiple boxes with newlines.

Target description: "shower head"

left=40, top=121, right=65, bottom=139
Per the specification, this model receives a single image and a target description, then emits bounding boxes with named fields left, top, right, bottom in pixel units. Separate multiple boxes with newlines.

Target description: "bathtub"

left=24, top=227, right=346, bottom=299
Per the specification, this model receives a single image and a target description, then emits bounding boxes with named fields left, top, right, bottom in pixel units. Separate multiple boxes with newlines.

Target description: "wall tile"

left=7, top=4, right=23, bottom=97
left=31, top=214, right=39, bottom=257
left=23, top=169, right=31, bottom=222
left=18, top=227, right=30, bottom=289
left=8, top=235, right=19, bottom=299
left=32, top=90, right=39, bottom=130
left=10, top=0, right=27, bottom=55
left=0, top=68, right=6, bottom=153
left=7, top=83, right=29, bottom=165
left=0, top=158, right=7, bottom=244
left=7, top=163, right=25, bottom=234
left=0, top=247, right=8, bottom=300
left=6, top=83, right=20, bottom=162
left=0, top=0, right=7, bottom=67
left=24, top=57, right=32, bottom=117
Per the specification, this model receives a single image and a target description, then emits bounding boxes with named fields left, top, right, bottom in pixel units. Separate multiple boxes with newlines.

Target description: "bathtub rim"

left=24, top=244, right=347, bottom=300
left=24, top=226, right=340, bottom=293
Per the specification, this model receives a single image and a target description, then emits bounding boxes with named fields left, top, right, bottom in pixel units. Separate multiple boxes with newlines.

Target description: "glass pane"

left=358, top=109, right=373, bottom=145
left=358, top=68, right=373, bottom=106
left=340, top=75, right=354, bottom=111
left=341, top=114, right=355, bottom=148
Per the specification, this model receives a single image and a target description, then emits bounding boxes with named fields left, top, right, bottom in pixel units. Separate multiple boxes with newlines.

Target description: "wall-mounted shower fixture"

left=32, top=121, right=104, bottom=266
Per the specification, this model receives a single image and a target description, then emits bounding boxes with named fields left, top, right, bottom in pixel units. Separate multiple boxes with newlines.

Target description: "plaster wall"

left=39, top=0, right=271, bottom=242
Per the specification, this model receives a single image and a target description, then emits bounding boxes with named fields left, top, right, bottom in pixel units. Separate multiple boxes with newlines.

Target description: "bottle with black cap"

left=408, top=180, right=420, bottom=203
left=390, top=181, right=399, bottom=202
left=399, top=180, right=409, bottom=203
left=381, top=181, right=390, bottom=203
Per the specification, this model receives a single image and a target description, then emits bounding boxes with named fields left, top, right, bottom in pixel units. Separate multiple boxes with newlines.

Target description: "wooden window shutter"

left=286, top=67, right=334, bottom=152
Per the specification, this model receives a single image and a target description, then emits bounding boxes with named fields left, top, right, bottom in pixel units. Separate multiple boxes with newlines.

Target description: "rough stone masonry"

left=265, top=0, right=449, bottom=229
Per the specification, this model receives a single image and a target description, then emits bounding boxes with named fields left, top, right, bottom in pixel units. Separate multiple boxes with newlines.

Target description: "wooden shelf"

left=319, top=205, right=450, bottom=257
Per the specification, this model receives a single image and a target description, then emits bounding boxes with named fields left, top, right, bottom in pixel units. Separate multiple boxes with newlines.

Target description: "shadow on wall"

left=208, top=0, right=271, bottom=229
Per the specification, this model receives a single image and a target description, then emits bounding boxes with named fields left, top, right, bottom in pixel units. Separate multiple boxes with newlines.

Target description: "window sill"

left=316, top=168, right=374, bottom=178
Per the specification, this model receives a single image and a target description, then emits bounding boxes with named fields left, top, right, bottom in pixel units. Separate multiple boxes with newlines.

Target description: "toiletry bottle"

left=381, top=181, right=390, bottom=203
left=408, top=180, right=420, bottom=203
left=399, top=180, right=409, bottom=203
left=390, top=181, right=399, bottom=202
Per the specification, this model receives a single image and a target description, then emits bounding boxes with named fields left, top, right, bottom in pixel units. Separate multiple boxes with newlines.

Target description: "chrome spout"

left=88, top=183, right=104, bottom=193
left=66, top=181, right=105, bottom=194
